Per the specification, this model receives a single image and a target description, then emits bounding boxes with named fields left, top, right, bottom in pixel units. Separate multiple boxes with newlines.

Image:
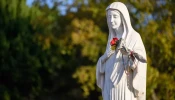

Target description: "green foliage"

left=63, top=18, right=107, bottom=61
left=0, top=0, right=175, bottom=100
left=73, top=66, right=96, bottom=97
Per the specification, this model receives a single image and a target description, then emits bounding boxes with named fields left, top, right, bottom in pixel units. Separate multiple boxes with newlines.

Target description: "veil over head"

left=105, top=2, right=134, bottom=56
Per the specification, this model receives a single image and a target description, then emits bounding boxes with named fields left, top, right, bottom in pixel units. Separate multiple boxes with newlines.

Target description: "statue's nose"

left=110, top=16, right=114, bottom=23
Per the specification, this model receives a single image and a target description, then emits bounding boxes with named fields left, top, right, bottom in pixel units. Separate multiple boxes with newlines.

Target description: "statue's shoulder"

left=131, top=30, right=142, bottom=40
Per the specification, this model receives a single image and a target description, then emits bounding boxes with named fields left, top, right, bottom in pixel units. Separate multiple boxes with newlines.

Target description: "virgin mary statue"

left=96, top=2, right=147, bottom=100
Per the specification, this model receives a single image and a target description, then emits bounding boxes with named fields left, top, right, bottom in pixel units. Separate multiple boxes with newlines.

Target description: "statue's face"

left=107, top=10, right=122, bottom=30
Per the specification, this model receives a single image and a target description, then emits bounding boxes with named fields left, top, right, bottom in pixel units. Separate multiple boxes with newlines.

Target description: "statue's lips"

left=111, top=24, right=118, bottom=28
left=110, top=24, right=115, bottom=27
left=110, top=23, right=117, bottom=26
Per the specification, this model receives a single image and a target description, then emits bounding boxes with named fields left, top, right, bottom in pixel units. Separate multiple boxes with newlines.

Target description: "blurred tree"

left=0, top=0, right=63, bottom=99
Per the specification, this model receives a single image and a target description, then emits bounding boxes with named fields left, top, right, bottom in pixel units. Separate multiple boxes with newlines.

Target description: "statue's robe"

left=96, top=2, right=147, bottom=100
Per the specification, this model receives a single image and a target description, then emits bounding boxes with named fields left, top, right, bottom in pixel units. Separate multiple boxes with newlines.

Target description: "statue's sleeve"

left=131, top=34, right=147, bottom=100
left=96, top=57, right=105, bottom=89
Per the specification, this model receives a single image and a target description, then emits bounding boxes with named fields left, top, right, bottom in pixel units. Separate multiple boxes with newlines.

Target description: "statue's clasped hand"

left=118, top=39, right=132, bottom=56
left=119, top=44, right=147, bottom=63
left=119, top=45, right=131, bottom=55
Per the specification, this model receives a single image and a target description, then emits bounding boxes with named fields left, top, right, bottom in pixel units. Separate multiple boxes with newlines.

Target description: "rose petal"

left=110, top=40, right=116, bottom=45
left=110, top=37, right=118, bottom=46
left=113, top=37, right=118, bottom=41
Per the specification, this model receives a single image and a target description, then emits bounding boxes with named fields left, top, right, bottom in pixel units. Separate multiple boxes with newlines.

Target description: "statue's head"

left=106, top=2, right=133, bottom=40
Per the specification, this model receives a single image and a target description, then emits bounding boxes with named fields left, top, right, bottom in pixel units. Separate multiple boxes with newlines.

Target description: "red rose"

left=110, top=37, right=118, bottom=46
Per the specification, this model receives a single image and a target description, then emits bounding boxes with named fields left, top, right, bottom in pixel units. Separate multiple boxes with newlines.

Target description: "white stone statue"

left=96, top=2, right=147, bottom=100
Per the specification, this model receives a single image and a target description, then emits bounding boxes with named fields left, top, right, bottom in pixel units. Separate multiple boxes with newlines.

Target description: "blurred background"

left=0, top=0, right=175, bottom=100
